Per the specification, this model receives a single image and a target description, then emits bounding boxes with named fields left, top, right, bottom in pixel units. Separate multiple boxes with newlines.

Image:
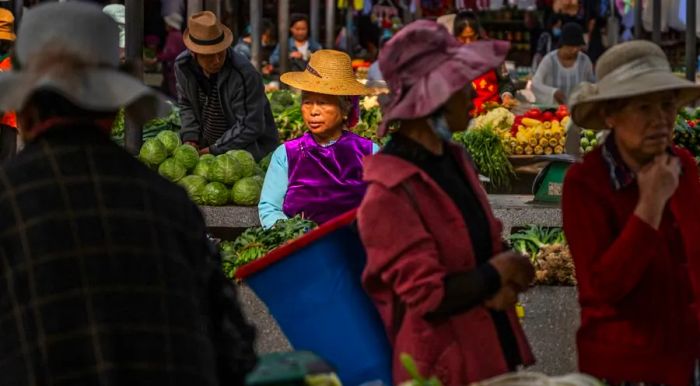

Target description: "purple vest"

left=283, top=131, right=374, bottom=224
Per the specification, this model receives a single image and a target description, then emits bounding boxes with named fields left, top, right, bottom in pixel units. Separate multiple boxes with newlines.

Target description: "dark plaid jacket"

left=0, top=124, right=256, bottom=386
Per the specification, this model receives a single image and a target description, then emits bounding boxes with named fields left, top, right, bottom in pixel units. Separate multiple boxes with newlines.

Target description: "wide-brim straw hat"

left=0, top=2, right=168, bottom=127
left=570, top=40, right=700, bottom=131
left=0, top=8, right=15, bottom=42
left=184, top=11, right=233, bottom=55
left=280, top=49, right=369, bottom=96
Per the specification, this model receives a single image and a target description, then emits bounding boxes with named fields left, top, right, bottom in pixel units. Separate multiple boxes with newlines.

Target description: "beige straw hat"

left=280, top=50, right=370, bottom=96
left=184, top=11, right=233, bottom=55
left=570, top=40, right=700, bottom=131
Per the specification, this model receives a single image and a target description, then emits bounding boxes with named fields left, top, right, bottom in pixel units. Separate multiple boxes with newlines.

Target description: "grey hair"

left=301, top=91, right=352, bottom=117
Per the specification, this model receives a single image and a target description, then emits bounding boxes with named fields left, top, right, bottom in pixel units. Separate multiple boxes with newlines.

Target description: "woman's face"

left=443, top=87, right=475, bottom=133
left=291, top=20, right=309, bottom=42
left=605, top=91, right=679, bottom=164
left=457, top=25, right=478, bottom=45
left=302, top=92, right=345, bottom=139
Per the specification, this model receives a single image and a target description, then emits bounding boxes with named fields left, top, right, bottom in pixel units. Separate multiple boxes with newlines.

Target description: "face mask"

left=552, top=27, right=562, bottom=38
left=428, top=111, right=453, bottom=142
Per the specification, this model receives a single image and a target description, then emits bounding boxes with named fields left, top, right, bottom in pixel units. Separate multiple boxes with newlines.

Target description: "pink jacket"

left=358, top=143, right=534, bottom=385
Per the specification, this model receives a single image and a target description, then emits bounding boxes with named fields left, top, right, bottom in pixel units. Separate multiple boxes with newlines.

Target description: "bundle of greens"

left=674, top=108, right=700, bottom=161
left=508, top=225, right=566, bottom=261
left=453, top=125, right=515, bottom=189
left=221, top=215, right=318, bottom=278
left=268, top=90, right=299, bottom=115
left=508, top=226, right=575, bottom=286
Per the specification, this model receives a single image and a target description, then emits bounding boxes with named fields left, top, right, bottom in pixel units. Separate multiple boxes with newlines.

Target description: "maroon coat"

left=563, top=146, right=700, bottom=385
left=358, top=143, right=534, bottom=386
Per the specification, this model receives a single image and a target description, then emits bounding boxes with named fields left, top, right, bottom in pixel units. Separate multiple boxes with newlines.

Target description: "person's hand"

left=489, top=250, right=535, bottom=292
left=502, top=93, right=518, bottom=108
left=554, top=90, right=566, bottom=105
left=635, top=153, right=681, bottom=228
left=199, top=147, right=210, bottom=155
left=262, top=64, right=273, bottom=75
left=184, top=141, right=199, bottom=150
left=484, top=284, right=518, bottom=311
left=290, top=51, right=303, bottom=60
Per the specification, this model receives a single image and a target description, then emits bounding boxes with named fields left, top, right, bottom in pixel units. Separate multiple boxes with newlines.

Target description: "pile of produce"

left=579, top=129, right=600, bottom=154
left=111, top=102, right=181, bottom=146
left=138, top=131, right=270, bottom=207
left=502, top=106, right=570, bottom=156
left=220, top=215, right=317, bottom=278
left=453, top=124, right=515, bottom=189
left=508, top=226, right=575, bottom=286
left=267, top=90, right=384, bottom=143
left=674, top=107, right=700, bottom=161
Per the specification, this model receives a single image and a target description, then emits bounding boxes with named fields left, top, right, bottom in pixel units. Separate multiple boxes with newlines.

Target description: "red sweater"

left=562, top=146, right=700, bottom=385
left=358, top=143, right=534, bottom=385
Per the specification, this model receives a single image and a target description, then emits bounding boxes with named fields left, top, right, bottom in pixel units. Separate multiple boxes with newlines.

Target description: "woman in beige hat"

left=258, top=50, right=379, bottom=229
left=564, top=40, right=700, bottom=385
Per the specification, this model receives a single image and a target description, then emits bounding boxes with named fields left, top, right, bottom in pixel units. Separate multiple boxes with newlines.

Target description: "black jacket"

left=175, top=48, right=278, bottom=160
left=0, top=124, right=257, bottom=386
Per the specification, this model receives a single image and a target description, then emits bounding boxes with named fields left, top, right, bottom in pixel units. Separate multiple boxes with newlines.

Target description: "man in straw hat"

left=563, top=40, right=700, bottom=385
left=176, top=11, right=277, bottom=160
left=0, top=7, right=16, bottom=160
left=258, top=49, right=379, bottom=228
left=0, top=3, right=257, bottom=385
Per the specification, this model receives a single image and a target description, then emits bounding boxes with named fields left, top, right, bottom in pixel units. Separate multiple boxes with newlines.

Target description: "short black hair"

left=290, top=13, right=309, bottom=29
left=453, top=11, right=481, bottom=38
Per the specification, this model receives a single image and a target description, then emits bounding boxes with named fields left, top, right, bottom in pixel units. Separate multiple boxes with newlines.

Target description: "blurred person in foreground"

left=564, top=40, right=700, bottom=385
left=0, top=3, right=256, bottom=385
left=358, top=20, right=535, bottom=385
left=0, top=8, right=17, bottom=160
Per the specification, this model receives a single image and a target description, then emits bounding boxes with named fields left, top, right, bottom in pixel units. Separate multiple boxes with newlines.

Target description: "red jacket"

left=563, top=146, right=700, bottom=386
left=358, top=143, right=534, bottom=386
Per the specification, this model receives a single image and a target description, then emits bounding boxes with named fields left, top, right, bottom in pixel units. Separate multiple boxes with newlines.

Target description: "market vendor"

left=531, top=22, right=595, bottom=105
left=358, top=21, right=535, bottom=385
left=453, top=11, right=516, bottom=116
left=564, top=40, right=700, bottom=384
left=258, top=50, right=380, bottom=228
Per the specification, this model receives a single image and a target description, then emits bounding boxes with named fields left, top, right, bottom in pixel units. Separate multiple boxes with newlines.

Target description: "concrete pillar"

left=686, top=0, right=697, bottom=81
left=250, top=0, right=262, bottom=70
left=124, top=0, right=144, bottom=155
left=325, top=0, right=335, bottom=49
left=278, top=0, right=289, bottom=74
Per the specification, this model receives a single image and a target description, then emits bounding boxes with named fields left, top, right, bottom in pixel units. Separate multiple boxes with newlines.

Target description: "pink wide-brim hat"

left=377, top=20, right=510, bottom=137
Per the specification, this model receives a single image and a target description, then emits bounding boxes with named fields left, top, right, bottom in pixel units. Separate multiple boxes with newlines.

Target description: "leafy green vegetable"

left=158, top=158, right=187, bottom=182
left=203, top=182, right=230, bottom=206
left=178, top=175, right=207, bottom=204
left=139, top=138, right=168, bottom=167
left=156, top=130, right=182, bottom=155
left=508, top=226, right=566, bottom=261
left=231, top=177, right=262, bottom=206
left=259, top=152, right=273, bottom=172
left=210, top=154, right=243, bottom=185
left=173, top=144, right=200, bottom=172
left=453, top=125, right=515, bottom=189
left=226, top=150, right=256, bottom=178
left=199, top=153, right=216, bottom=163
left=192, top=159, right=213, bottom=180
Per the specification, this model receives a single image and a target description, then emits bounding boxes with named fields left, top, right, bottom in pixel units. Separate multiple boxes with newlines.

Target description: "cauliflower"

left=361, top=95, right=379, bottom=110
left=473, top=107, right=515, bottom=131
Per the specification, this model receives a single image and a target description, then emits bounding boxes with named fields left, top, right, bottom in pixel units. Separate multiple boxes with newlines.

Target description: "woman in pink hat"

left=357, top=20, right=535, bottom=385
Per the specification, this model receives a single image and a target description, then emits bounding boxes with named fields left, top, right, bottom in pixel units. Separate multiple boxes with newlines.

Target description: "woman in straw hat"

left=357, top=20, right=535, bottom=385
left=258, top=50, right=379, bottom=229
left=564, top=40, right=700, bottom=385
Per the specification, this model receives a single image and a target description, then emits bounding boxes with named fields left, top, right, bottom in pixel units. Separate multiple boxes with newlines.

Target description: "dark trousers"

left=0, top=124, right=17, bottom=161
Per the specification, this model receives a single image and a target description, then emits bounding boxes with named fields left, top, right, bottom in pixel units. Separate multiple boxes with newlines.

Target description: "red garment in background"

left=471, top=69, right=501, bottom=116
left=158, top=29, right=186, bottom=98
left=0, top=56, right=16, bottom=129
left=358, top=143, right=534, bottom=386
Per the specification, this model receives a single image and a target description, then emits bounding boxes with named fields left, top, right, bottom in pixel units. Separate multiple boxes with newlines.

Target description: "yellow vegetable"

left=544, top=146, right=553, bottom=155
left=529, top=138, right=538, bottom=147
left=549, top=138, right=559, bottom=147
left=522, top=118, right=542, bottom=127
left=551, top=120, right=561, bottom=131
left=539, top=138, right=549, bottom=147
left=543, top=130, right=553, bottom=139
left=543, top=121, right=552, bottom=129
left=525, top=146, right=534, bottom=155
left=555, top=145, right=564, bottom=154
left=559, top=137, right=566, bottom=146
left=534, top=145, right=544, bottom=155
left=515, top=146, right=524, bottom=155
left=552, top=131, right=563, bottom=140
left=534, top=129, right=543, bottom=139
left=561, top=116, right=571, bottom=127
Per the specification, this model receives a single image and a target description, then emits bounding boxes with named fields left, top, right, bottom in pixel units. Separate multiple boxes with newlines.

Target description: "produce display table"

left=199, top=194, right=562, bottom=235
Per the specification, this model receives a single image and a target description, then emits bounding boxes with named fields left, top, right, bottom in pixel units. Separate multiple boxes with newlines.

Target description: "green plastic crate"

left=532, top=155, right=576, bottom=203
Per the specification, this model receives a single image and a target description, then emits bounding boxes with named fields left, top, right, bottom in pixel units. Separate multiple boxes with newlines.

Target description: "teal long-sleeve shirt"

left=258, top=142, right=380, bottom=228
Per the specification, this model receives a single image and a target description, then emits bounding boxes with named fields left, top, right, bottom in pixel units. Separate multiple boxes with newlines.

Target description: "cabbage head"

left=192, top=160, right=212, bottom=180
left=204, top=182, right=229, bottom=206
left=199, top=154, right=216, bottom=163
left=232, top=177, right=263, bottom=206
left=178, top=175, right=207, bottom=205
left=259, top=153, right=273, bottom=172
left=226, top=150, right=256, bottom=178
left=173, top=144, right=200, bottom=172
left=158, top=158, right=187, bottom=182
left=156, top=130, right=181, bottom=155
left=210, top=154, right=242, bottom=185
left=139, top=138, right=168, bottom=166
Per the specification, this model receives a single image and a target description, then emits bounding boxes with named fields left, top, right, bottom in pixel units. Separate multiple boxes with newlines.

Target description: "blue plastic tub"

left=236, top=210, right=393, bottom=386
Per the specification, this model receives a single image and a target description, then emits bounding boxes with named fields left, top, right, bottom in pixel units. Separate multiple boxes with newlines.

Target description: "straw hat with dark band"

left=570, top=40, right=700, bottom=131
left=280, top=50, right=369, bottom=96
left=183, top=11, right=233, bottom=55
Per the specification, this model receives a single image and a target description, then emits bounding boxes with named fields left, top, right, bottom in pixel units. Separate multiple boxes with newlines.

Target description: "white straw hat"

left=570, top=40, right=700, bottom=131
left=0, top=2, right=169, bottom=126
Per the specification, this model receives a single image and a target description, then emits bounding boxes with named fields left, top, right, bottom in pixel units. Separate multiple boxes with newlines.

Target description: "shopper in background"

left=0, top=3, right=257, bottom=385
left=144, top=13, right=186, bottom=98
left=0, top=8, right=16, bottom=160
left=175, top=11, right=277, bottom=160
left=532, top=13, right=564, bottom=72
left=532, top=22, right=594, bottom=105
left=270, top=14, right=322, bottom=72
left=564, top=40, right=700, bottom=385
left=234, top=19, right=276, bottom=75
left=358, top=20, right=535, bottom=386
left=453, top=11, right=516, bottom=115
left=259, top=50, right=379, bottom=228
left=102, top=3, right=125, bottom=62
left=585, top=17, right=607, bottom=66
left=366, top=30, right=393, bottom=83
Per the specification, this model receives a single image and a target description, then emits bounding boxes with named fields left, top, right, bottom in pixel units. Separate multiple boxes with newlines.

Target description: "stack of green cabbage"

left=138, top=130, right=273, bottom=206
